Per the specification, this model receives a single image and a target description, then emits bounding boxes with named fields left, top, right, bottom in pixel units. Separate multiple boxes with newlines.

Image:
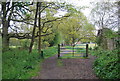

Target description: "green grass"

left=2, top=48, right=42, bottom=79
left=2, top=46, right=57, bottom=79
left=60, top=53, right=88, bottom=59
left=57, top=59, right=63, bottom=66
left=9, top=46, right=21, bottom=48
left=63, top=53, right=83, bottom=57
left=75, top=48, right=86, bottom=53
left=75, top=46, right=86, bottom=48
left=42, top=46, right=57, bottom=58
left=61, top=44, right=88, bottom=59
left=60, top=56, right=89, bottom=59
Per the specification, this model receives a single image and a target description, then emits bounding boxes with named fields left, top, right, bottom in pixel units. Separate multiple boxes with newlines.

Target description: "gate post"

left=86, top=44, right=88, bottom=57
left=58, top=44, right=60, bottom=58
left=41, top=51, right=44, bottom=59
left=72, top=45, right=74, bottom=56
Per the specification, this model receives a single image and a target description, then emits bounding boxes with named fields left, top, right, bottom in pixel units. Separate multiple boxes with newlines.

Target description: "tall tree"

left=90, top=2, right=118, bottom=30
left=29, top=2, right=39, bottom=53
left=58, top=12, right=95, bottom=45
left=1, top=1, right=33, bottom=51
left=38, top=2, right=42, bottom=54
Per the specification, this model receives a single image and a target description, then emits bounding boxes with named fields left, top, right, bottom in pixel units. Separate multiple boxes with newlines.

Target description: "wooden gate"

left=58, top=44, right=88, bottom=58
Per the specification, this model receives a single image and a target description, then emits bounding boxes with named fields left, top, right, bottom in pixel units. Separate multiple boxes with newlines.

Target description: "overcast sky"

left=46, top=0, right=118, bottom=18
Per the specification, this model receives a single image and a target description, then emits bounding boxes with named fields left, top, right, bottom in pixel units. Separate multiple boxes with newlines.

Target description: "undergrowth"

left=2, top=46, right=57, bottom=79
left=90, top=48, right=120, bottom=79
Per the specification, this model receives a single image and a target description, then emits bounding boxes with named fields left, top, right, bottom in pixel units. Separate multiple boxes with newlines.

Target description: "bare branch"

left=11, top=19, right=35, bottom=26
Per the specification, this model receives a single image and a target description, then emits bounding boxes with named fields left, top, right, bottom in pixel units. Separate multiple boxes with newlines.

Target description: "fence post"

left=86, top=44, right=88, bottom=57
left=73, top=45, right=74, bottom=57
left=41, top=51, right=44, bottom=59
left=58, top=44, right=60, bottom=58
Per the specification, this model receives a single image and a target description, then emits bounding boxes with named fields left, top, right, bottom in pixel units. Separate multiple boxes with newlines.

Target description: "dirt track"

left=32, top=54, right=98, bottom=79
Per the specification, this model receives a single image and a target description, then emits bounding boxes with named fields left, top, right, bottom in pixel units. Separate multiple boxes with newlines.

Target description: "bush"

left=42, top=46, right=57, bottom=58
left=91, top=49, right=120, bottom=79
left=42, top=41, right=50, bottom=49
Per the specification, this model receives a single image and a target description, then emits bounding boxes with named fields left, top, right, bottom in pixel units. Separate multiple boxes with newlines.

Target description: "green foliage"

left=42, top=33, right=55, bottom=47
left=96, top=28, right=119, bottom=50
left=42, top=46, right=57, bottom=58
left=9, top=38, right=21, bottom=47
left=90, top=48, right=120, bottom=79
left=58, top=12, right=96, bottom=45
left=20, top=39, right=30, bottom=49
left=52, top=32, right=62, bottom=46
left=2, top=47, right=57, bottom=79
left=41, top=41, right=50, bottom=49
left=2, top=49, right=41, bottom=79
left=9, top=39, right=30, bottom=49
left=103, top=29, right=119, bottom=38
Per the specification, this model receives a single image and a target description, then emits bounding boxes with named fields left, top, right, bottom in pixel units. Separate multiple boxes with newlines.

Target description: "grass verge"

left=2, top=46, right=57, bottom=79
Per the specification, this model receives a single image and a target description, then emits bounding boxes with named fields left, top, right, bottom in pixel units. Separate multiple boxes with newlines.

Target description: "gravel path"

left=32, top=54, right=98, bottom=79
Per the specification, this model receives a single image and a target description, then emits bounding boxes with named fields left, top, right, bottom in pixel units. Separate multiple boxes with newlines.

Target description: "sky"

left=45, top=0, right=118, bottom=18
left=52, top=0, right=95, bottom=17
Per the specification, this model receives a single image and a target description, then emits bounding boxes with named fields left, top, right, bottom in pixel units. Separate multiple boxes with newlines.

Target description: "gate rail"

left=58, top=44, right=88, bottom=58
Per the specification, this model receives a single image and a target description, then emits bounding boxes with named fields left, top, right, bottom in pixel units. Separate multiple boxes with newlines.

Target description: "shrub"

left=91, top=49, right=120, bottom=79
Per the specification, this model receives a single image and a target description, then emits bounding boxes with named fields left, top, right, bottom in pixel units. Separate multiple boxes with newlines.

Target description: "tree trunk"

left=2, top=2, right=9, bottom=52
left=29, top=2, right=39, bottom=53
left=118, top=1, right=120, bottom=42
left=117, top=1, right=120, bottom=62
left=2, top=22, right=9, bottom=51
left=38, top=2, right=42, bottom=54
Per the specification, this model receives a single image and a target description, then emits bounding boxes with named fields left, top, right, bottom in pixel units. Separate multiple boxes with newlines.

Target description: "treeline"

left=1, top=1, right=95, bottom=53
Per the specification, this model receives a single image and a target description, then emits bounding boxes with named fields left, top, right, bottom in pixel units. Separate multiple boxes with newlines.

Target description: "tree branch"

left=8, top=32, right=53, bottom=39
left=42, top=15, right=70, bottom=30
left=11, top=19, right=35, bottom=26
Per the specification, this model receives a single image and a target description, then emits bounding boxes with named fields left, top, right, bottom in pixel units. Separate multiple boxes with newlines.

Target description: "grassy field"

left=64, top=44, right=96, bottom=49
left=9, top=46, right=21, bottom=48
left=88, top=44, right=96, bottom=49
left=60, top=43, right=95, bottom=59
left=75, top=43, right=96, bottom=49
left=63, top=53, right=83, bottom=57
